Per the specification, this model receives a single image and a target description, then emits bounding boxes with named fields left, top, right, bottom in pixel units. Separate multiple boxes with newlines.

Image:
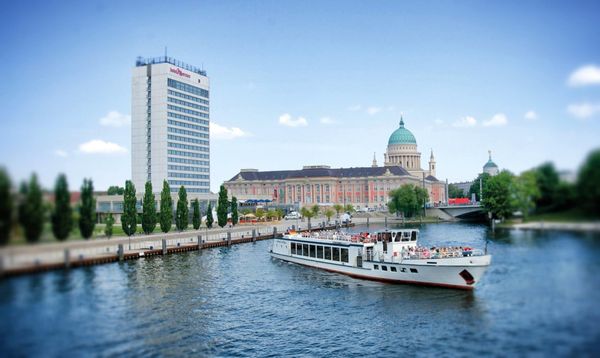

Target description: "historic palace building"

left=224, top=118, right=446, bottom=209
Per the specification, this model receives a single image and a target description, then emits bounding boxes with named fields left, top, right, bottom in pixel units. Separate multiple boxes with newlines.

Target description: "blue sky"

left=1, top=0, right=599, bottom=192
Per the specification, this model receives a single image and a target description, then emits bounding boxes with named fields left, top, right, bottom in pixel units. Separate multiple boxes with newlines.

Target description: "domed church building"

left=224, top=117, right=446, bottom=210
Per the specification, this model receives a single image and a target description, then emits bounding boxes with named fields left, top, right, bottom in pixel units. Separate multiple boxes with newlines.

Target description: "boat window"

left=302, top=244, right=309, bottom=257
left=381, top=265, right=388, bottom=271
left=410, top=268, right=418, bottom=273
left=374, top=265, right=379, bottom=270
left=324, top=246, right=332, bottom=260
left=394, top=233, right=401, bottom=242
left=341, top=248, right=349, bottom=263
left=384, top=232, right=392, bottom=242
left=309, top=245, right=316, bottom=258
left=401, top=268, right=406, bottom=272
left=376, top=233, right=382, bottom=242
left=411, top=231, right=417, bottom=241
left=317, top=246, right=324, bottom=259
left=391, top=267, right=397, bottom=272
left=332, top=247, right=340, bottom=261
left=290, top=242, right=296, bottom=254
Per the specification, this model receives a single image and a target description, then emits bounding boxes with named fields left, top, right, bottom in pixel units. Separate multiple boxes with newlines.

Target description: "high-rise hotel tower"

left=132, top=56, right=210, bottom=194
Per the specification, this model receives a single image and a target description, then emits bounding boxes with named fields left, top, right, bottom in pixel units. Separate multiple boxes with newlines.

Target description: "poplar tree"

left=206, top=202, right=214, bottom=228
left=104, top=213, right=114, bottom=238
left=159, top=180, right=173, bottom=233
left=0, top=168, right=12, bottom=245
left=21, top=174, right=44, bottom=243
left=192, top=199, right=201, bottom=230
left=121, top=180, right=137, bottom=239
left=142, top=181, right=157, bottom=234
left=51, top=174, right=72, bottom=241
left=175, top=186, right=188, bottom=231
left=217, top=185, right=229, bottom=228
left=231, top=196, right=238, bottom=226
left=79, top=178, right=96, bottom=239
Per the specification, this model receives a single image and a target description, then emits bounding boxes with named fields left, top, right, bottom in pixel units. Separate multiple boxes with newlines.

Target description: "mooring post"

left=227, top=231, right=231, bottom=246
left=197, top=235, right=203, bottom=249
left=64, top=249, right=70, bottom=269
left=273, top=226, right=277, bottom=238
left=162, top=239, right=167, bottom=255
left=367, top=217, right=370, bottom=226
left=384, top=216, right=388, bottom=228
left=118, top=244, right=124, bottom=261
left=252, top=229, right=256, bottom=242
left=308, top=221, right=311, bottom=231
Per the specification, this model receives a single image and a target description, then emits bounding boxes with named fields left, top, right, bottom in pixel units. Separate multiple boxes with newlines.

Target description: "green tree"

left=192, top=199, right=201, bottom=230
left=275, top=208, right=284, bottom=220
left=121, top=180, right=137, bottom=239
left=266, top=209, right=278, bottom=220
left=231, top=196, right=239, bottom=226
left=104, top=213, right=115, bottom=238
left=217, top=185, right=229, bottom=228
left=448, top=184, right=465, bottom=198
left=107, top=186, right=124, bottom=195
left=511, top=170, right=540, bottom=219
left=469, top=173, right=491, bottom=202
left=255, top=207, right=266, bottom=221
left=79, top=178, right=96, bottom=239
left=577, top=149, right=600, bottom=217
left=0, top=168, right=13, bottom=245
left=388, top=184, right=418, bottom=218
left=175, top=186, right=188, bottom=231
left=534, top=162, right=560, bottom=212
left=311, top=205, right=320, bottom=217
left=159, top=180, right=173, bottom=233
left=300, top=207, right=316, bottom=229
left=51, top=174, right=72, bottom=241
left=482, top=170, right=515, bottom=220
left=141, top=181, right=157, bottom=235
left=414, top=186, right=429, bottom=217
left=333, top=204, right=343, bottom=218
left=344, top=204, right=355, bottom=213
left=324, top=208, right=335, bottom=222
left=206, top=202, right=214, bottom=228
left=20, top=174, right=45, bottom=243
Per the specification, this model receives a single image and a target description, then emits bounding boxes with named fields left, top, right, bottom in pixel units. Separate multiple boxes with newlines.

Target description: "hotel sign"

left=170, top=67, right=191, bottom=78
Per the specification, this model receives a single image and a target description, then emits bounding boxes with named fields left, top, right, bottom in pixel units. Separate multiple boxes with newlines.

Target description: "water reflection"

left=0, top=223, right=599, bottom=356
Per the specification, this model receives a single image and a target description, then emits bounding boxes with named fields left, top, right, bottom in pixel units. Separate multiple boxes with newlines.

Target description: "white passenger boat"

left=270, top=229, right=491, bottom=290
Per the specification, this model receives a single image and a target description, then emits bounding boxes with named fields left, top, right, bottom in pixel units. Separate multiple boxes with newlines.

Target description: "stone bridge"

left=427, top=204, right=485, bottom=220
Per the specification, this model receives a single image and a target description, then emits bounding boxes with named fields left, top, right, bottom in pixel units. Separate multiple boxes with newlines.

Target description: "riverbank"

left=501, top=221, right=600, bottom=232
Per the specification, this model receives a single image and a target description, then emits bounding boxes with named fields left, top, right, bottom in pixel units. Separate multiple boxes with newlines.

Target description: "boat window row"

left=373, top=264, right=418, bottom=273
left=376, top=231, right=417, bottom=242
left=290, top=242, right=349, bottom=263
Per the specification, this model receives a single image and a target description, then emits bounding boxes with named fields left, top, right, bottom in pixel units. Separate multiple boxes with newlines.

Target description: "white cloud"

left=434, top=119, right=444, bottom=125
left=79, top=140, right=127, bottom=154
left=483, top=113, right=508, bottom=127
left=567, top=65, right=600, bottom=87
left=278, top=113, right=308, bottom=127
left=99, top=111, right=131, bottom=127
left=567, top=102, right=600, bottom=119
left=54, top=149, right=68, bottom=157
left=452, top=116, right=477, bottom=128
left=210, top=122, right=250, bottom=139
left=320, top=117, right=336, bottom=125
left=366, top=106, right=382, bottom=116
left=347, top=105, right=361, bottom=111
left=524, top=110, right=538, bottom=120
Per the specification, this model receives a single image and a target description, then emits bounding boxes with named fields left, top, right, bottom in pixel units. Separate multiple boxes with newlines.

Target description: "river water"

left=1, top=223, right=599, bottom=357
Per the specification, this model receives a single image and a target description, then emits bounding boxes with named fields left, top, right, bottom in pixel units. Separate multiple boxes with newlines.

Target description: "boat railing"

left=289, top=231, right=354, bottom=242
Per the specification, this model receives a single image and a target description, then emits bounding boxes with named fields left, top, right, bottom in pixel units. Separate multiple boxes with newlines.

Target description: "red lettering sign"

left=170, top=67, right=191, bottom=78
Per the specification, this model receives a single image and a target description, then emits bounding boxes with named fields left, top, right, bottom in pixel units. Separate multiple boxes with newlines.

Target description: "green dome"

left=483, top=159, right=498, bottom=168
left=483, top=151, right=498, bottom=168
left=388, top=117, right=417, bottom=145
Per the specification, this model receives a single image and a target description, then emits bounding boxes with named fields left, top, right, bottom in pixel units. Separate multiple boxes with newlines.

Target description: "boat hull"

left=270, top=251, right=491, bottom=290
